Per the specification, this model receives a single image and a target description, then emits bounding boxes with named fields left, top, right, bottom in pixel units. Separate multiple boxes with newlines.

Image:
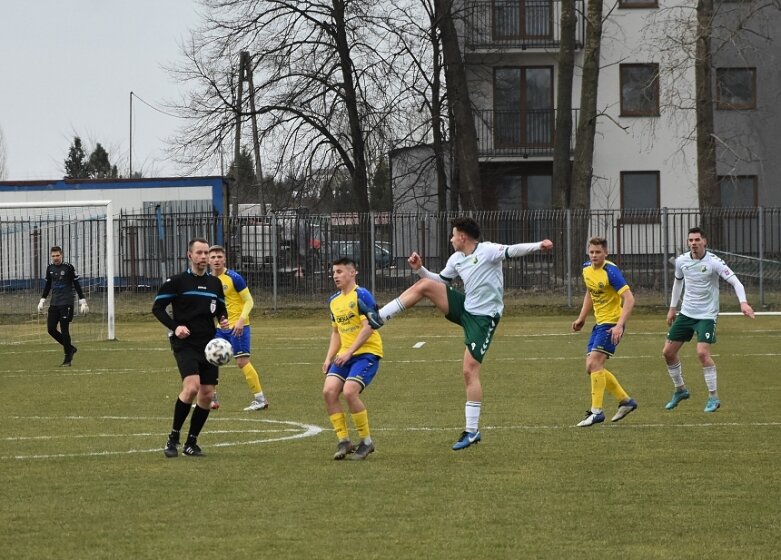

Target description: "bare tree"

left=570, top=0, right=605, bottom=210
left=435, top=0, right=481, bottom=209
left=552, top=0, right=577, bottom=208
left=169, top=0, right=413, bottom=214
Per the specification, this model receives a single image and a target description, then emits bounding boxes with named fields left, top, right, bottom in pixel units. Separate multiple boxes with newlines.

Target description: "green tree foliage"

left=228, top=148, right=258, bottom=204
left=369, top=158, right=392, bottom=211
left=64, top=137, right=89, bottom=179
left=64, top=137, right=119, bottom=179
left=88, top=143, right=118, bottom=179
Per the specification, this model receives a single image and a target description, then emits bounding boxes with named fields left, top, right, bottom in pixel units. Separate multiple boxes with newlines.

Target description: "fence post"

left=271, top=212, right=278, bottom=311
left=662, top=207, right=669, bottom=305
left=566, top=208, right=572, bottom=308
left=369, top=211, right=376, bottom=294
left=758, top=206, right=764, bottom=306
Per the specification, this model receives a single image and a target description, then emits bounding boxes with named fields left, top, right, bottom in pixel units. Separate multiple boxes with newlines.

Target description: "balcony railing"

left=465, top=0, right=585, bottom=51
left=475, top=108, right=579, bottom=158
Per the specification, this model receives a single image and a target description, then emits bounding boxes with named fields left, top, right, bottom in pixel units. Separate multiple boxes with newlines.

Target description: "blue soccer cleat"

left=611, top=398, right=638, bottom=422
left=357, top=298, right=384, bottom=329
left=576, top=410, right=605, bottom=427
left=665, top=389, right=690, bottom=410
left=704, top=397, right=721, bottom=413
left=452, top=430, right=481, bottom=450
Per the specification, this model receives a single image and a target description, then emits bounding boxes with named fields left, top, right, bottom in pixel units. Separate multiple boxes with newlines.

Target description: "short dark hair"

left=333, top=257, right=357, bottom=268
left=188, top=237, right=209, bottom=251
left=588, top=236, right=608, bottom=250
left=209, top=244, right=226, bottom=254
left=688, top=227, right=706, bottom=238
left=50, top=246, right=62, bottom=254
left=451, top=217, right=481, bottom=240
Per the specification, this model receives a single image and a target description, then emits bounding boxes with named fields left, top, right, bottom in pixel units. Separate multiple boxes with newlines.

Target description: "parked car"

left=331, top=240, right=392, bottom=268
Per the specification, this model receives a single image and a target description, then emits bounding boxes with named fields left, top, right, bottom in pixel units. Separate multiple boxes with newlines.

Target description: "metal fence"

left=3, top=208, right=781, bottom=312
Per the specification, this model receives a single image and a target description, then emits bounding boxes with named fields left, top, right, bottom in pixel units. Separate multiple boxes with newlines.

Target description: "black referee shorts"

left=172, top=342, right=219, bottom=385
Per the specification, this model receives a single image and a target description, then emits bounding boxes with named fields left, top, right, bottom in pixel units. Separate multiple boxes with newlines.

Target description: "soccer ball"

left=205, top=337, right=233, bottom=366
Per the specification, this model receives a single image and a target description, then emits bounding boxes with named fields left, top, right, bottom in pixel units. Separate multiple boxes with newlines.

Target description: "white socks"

left=465, top=401, right=481, bottom=432
left=703, top=365, right=718, bottom=394
left=379, top=298, right=405, bottom=322
left=667, top=362, right=685, bottom=388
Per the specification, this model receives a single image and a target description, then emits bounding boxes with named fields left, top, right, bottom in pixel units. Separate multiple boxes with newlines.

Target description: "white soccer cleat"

left=243, top=396, right=269, bottom=411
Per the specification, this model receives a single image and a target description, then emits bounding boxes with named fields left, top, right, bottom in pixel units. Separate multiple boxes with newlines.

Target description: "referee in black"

left=153, top=237, right=229, bottom=458
left=38, top=245, right=89, bottom=366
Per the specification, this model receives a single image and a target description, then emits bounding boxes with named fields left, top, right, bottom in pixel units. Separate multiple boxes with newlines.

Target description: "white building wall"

left=590, top=1, right=699, bottom=209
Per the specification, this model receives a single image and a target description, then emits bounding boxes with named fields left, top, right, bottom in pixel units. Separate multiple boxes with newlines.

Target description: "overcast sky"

left=0, top=0, right=209, bottom=180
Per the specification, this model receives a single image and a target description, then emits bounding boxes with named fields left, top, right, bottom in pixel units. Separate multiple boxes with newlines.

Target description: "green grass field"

left=2, top=312, right=779, bottom=559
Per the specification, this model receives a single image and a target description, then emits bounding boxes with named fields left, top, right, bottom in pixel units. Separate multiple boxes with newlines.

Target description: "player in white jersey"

left=373, top=217, right=553, bottom=450
left=662, top=227, right=755, bottom=413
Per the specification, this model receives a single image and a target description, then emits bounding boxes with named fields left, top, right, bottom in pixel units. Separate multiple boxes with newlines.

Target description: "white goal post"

left=0, top=200, right=115, bottom=341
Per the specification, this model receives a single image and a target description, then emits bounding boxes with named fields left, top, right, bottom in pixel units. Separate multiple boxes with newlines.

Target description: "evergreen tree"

left=88, top=143, right=117, bottom=179
left=228, top=148, right=257, bottom=204
left=369, top=158, right=392, bottom=211
left=64, top=137, right=89, bottom=179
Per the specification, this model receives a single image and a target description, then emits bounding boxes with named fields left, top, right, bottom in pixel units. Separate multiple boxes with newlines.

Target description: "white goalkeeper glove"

left=37, top=298, right=46, bottom=313
left=79, top=299, right=89, bottom=314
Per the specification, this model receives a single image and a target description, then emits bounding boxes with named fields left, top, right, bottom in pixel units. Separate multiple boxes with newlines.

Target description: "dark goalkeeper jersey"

left=152, top=269, right=227, bottom=349
left=42, top=262, right=85, bottom=306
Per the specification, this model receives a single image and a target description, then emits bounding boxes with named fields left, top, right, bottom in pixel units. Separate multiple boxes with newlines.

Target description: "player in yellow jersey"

left=571, top=236, right=637, bottom=427
left=322, top=257, right=383, bottom=460
left=208, top=245, right=268, bottom=411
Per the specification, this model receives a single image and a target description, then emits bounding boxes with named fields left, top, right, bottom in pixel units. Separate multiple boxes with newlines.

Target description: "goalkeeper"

left=38, top=245, right=88, bottom=367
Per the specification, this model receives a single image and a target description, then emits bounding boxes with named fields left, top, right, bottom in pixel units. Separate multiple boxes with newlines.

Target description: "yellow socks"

left=240, top=363, right=262, bottom=395
left=329, top=412, right=349, bottom=441
left=351, top=409, right=370, bottom=440
left=590, top=370, right=607, bottom=410
left=604, top=369, right=629, bottom=402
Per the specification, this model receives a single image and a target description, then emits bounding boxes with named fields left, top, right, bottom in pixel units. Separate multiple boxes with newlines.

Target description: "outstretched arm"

left=506, top=239, right=553, bottom=258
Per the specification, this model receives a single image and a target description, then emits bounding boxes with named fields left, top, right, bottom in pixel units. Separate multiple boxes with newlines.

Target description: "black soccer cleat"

left=61, top=346, right=78, bottom=366
left=333, top=440, right=355, bottom=460
left=164, top=436, right=179, bottom=458
left=183, top=438, right=205, bottom=457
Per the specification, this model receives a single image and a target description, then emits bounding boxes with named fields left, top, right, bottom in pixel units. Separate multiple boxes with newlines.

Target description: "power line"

left=130, top=92, right=180, bottom=119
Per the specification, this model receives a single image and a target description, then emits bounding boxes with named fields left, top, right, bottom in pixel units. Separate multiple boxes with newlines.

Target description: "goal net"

left=0, top=201, right=115, bottom=346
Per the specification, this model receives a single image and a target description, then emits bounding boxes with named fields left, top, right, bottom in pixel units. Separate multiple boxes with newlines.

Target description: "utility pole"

left=232, top=53, right=246, bottom=220
left=244, top=52, right=266, bottom=214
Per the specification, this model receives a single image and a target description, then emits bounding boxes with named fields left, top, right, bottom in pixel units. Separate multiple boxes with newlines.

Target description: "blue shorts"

left=216, top=326, right=251, bottom=357
left=326, top=354, right=381, bottom=390
left=587, top=323, right=620, bottom=357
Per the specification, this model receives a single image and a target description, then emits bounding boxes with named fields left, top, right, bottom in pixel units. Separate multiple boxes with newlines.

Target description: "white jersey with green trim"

left=675, top=250, right=736, bottom=320
left=439, top=241, right=507, bottom=317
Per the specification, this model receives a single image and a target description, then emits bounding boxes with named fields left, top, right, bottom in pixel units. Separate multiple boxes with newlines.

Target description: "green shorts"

left=445, top=286, right=500, bottom=363
left=667, top=313, right=717, bottom=344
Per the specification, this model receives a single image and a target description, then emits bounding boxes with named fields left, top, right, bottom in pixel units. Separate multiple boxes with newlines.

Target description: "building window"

left=494, top=67, right=554, bottom=148
left=719, top=175, right=757, bottom=206
left=620, top=171, right=660, bottom=223
left=496, top=174, right=552, bottom=210
left=618, top=0, right=658, bottom=8
left=494, top=0, right=554, bottom=40
left=620, top=64, right=659, bottom=116
left=716, top=68, right=756, bottom=110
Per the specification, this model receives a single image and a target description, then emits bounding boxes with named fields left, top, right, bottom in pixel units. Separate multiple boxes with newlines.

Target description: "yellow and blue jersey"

left=329, top=286, right=383, bottom=358
left=582, top=260, right=629, bottom=325
left=218, top=269, right=252, bottom=327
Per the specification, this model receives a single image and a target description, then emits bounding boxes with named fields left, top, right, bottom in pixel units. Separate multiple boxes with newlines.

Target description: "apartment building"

left=392, top=0, right=779, bottom=212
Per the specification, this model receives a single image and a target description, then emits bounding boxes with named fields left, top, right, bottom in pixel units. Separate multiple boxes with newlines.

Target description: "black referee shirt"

left=152, top=269, right=227, bottom=349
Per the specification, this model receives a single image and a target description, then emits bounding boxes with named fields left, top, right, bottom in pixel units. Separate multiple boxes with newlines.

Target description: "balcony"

left=474, top=108, right=579, bottom=158
left=464, top=0, right=585, bottom=52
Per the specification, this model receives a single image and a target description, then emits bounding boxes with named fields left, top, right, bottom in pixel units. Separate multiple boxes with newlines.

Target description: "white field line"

left=1, top=416, right=323, bottom=460
left=2, top=416, right=778, bottom=461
